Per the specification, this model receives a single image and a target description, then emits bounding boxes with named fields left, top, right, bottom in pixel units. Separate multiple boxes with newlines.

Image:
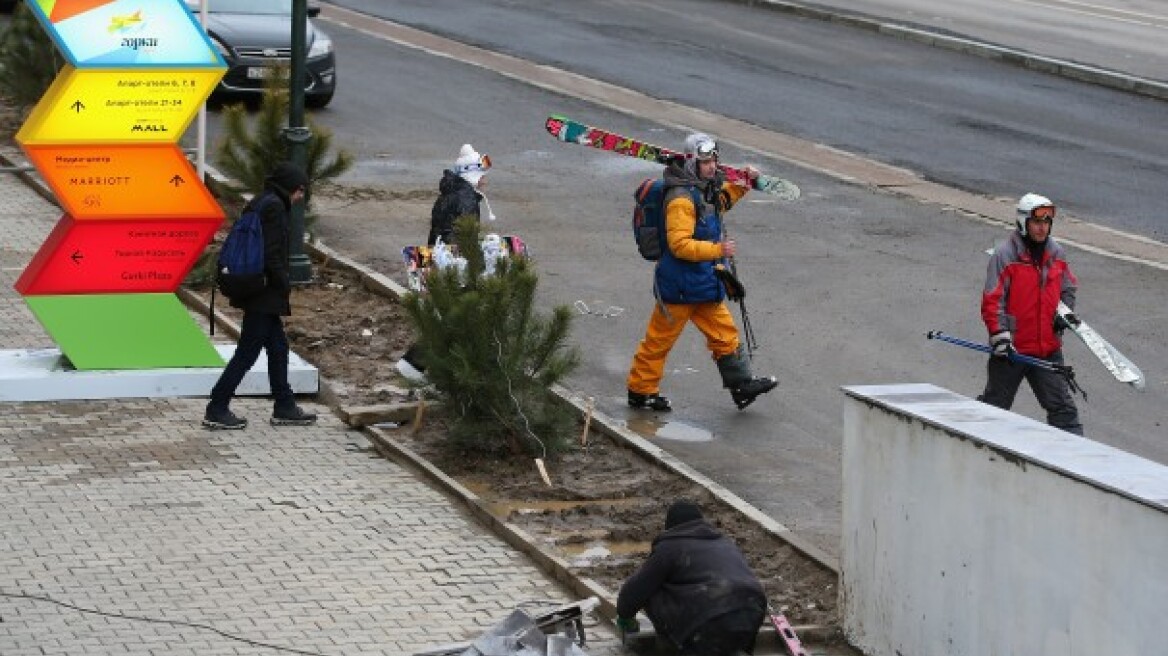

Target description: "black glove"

left=714, top=266, right=745, bottom=301
left=990, top=331, right=1015, bottom=358
left=1054, top=312, right=1081, bottom=332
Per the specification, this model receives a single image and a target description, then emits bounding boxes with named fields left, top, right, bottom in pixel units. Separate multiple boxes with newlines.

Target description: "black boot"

left=730, top=376, right=778, bottom=410
left=203, top=407, right=247, bottom=431
left=271, top=405, right=318, bottom=426
left=717, top=348, right=777, bottom=410
left=628, top=390, right=671, bottom=412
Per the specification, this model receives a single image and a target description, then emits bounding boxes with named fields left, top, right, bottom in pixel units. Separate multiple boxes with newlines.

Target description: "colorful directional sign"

left=26, top=0, right=223, bottom=68
left=24, top=294, right=223, bottom=369
left=16, top=66, right=222, bottom=145
left=22, top=144, right=221, bottom=219
left=15, top=217, right=219, bottom=295
left=15, top=0, right=228, bottom=370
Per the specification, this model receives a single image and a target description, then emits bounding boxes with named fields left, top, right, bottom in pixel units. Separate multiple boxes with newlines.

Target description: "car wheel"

left=306, top=92, right=333, bottom=109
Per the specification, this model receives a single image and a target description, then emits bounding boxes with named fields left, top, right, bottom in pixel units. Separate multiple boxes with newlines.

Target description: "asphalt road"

left=322, top=0, right=1168, bottom=242
left=188, top=1, right=1168, bottom=556
left=795, top=0, right=1168, bottom=83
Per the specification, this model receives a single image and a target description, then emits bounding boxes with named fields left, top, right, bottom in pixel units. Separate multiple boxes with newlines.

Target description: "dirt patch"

left=228, top=252, right=842, bottom=636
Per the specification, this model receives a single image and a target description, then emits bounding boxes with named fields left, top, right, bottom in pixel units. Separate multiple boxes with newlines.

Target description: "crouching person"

left=616, top=499, right=767, bottom=655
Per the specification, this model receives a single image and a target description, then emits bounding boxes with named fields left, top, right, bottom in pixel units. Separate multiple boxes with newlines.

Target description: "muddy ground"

left=241, top=228, right=842, bottom=634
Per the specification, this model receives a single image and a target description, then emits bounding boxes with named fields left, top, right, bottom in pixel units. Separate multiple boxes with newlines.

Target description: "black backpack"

left=632, top=179, right=702, bottom=261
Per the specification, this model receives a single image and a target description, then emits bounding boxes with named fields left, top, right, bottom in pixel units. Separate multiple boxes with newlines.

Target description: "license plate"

left=247, top=66, right=288, bottom=79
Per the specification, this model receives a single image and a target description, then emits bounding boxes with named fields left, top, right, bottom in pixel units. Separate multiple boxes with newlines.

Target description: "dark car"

left=186, top=0, right=336, bottom=108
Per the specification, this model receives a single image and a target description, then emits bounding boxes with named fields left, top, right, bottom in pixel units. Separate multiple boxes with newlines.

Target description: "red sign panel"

left=15, top=215, right=219, bottom=295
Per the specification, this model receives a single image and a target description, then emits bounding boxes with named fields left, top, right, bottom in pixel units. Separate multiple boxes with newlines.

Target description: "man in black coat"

left=616, top=500, right=767, bottom=655
left=203, top=162, right=318, bottom=430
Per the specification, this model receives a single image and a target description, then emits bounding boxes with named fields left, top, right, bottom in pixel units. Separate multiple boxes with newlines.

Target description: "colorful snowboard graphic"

left=545, top=114, right=800, bottom=201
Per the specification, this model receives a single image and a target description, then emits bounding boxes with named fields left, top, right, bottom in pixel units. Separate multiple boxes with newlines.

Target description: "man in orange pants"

left=626, top=133, right=777, bottom=411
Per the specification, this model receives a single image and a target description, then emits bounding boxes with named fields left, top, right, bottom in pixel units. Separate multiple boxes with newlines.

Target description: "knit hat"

left=267, top=162, right=309, bottom=196
left=454, top=143, right=490, bottom=185
left=664, top=500, right=703, bottom=529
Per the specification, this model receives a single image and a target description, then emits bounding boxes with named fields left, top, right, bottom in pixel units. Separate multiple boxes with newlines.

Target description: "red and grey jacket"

left=981, top=232, right=1077, bottom=358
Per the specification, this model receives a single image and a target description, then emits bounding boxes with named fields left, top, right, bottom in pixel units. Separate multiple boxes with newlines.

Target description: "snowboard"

left=402, top=235, right=528, bottom=293
left=545, top=114, right=801, bottom=201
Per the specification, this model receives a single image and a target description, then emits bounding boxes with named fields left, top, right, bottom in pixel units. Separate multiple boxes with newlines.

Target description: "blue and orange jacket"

left=982, top=232, right=1077, bottom=358
left=654, top=161, right=748, bottom=304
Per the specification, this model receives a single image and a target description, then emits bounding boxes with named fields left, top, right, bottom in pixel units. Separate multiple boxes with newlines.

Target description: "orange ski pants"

left=626, top=300, right=740, bottom=395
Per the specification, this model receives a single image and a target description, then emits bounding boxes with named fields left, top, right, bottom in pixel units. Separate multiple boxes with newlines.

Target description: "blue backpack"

left=216, top=194, right=275, bottom=300
left=632, top=179, right=701, bottom=261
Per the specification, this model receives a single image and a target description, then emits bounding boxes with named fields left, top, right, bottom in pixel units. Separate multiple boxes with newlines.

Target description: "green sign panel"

left=25, top=293, right=224, bottom=370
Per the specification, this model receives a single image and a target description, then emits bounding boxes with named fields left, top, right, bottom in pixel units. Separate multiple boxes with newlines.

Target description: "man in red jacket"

left=979, top=193, right=1082, bottom=435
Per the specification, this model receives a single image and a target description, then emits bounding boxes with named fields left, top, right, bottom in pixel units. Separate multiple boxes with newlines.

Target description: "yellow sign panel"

left=17, top=65, right=223, bottom=145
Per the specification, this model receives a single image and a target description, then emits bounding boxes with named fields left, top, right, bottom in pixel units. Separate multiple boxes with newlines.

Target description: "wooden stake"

left=534, top=458, right=552, bottom=487
left=410, top=399, right=427, bottom=435
left=580, top=396, right=595, bottom=446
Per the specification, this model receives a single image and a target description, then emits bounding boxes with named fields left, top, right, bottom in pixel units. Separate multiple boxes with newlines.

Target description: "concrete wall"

left=839, top=383, right=1168, bottom=656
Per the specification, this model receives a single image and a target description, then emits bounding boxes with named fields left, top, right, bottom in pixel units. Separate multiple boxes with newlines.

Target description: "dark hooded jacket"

left=616, top=518, right=767, bottom=648
left=428, top=170, right=482, bottom=246
left=230, top=164, right=307, bottom=315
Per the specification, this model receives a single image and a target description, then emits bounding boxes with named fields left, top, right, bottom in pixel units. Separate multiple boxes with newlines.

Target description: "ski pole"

left=719, top=207, right=758, bottom=359
left=927, top=331, right=1085, bottom=399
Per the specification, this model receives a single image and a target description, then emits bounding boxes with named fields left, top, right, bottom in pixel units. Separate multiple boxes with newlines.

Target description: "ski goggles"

left=1027, top=205, right=1056, bottom=223
left=693, top=139, right=718, bottom=161
left=457, top=154, right=492, bottom=175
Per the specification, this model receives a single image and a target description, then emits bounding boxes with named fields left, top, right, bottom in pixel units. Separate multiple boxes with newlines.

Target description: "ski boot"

left=717, top=348, right=778, bottom=410
left=730, top=376, right=778, bottom=410
left=628, top=390, right=671, bottom=412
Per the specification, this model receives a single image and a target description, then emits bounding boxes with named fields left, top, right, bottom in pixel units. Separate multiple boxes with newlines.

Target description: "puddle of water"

left=479, top=496, right=644, bottom=518
left=560, top=540, right=651, bottom=558
left=625, top=417, right=715, bottom=442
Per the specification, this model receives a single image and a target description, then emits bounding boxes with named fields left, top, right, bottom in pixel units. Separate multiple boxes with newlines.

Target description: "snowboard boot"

left=717, top=348, right=778, bottom=410
left=628, top=390, right=672, bottom=412
left=729, top=376, right=778, bottom=410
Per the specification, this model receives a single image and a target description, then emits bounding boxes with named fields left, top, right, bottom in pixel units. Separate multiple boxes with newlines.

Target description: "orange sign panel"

left=23, top=144, right=223, bottom=220
left=15, top=215, right=219, bottom=295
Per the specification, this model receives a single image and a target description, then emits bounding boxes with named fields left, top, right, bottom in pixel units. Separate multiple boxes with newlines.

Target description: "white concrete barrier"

left=840, top=383, right=1168, bottom=656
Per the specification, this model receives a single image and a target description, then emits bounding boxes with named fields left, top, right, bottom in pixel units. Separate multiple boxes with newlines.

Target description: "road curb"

left=730, top=0, right=1168, bottom=101
left=302, top=237, right=844, bottom=578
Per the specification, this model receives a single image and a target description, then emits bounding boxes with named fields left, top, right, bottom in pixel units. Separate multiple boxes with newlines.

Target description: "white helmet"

left=684, top=133, right=718, bottom=161
left=1015, top=192, right=1055, bottom=237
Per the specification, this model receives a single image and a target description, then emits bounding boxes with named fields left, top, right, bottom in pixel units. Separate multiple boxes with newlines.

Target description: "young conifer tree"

left=213, top=63, right=353, bottom=224
left=403, top=217, right=581, bottom=457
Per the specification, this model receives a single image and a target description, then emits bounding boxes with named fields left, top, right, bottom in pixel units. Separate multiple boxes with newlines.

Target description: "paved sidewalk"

left=0, top=162, right=623, bottom=655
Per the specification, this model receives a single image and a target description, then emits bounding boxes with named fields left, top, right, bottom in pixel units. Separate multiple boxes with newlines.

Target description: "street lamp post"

left=283, top=0, right=313, bottom=283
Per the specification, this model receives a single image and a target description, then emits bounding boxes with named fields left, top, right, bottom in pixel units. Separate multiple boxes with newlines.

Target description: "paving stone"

left=0, top=170, right=625, bottom=655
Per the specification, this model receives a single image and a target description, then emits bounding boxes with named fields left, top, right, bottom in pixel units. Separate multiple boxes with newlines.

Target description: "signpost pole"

left=283, top=0, right=313, bottom=284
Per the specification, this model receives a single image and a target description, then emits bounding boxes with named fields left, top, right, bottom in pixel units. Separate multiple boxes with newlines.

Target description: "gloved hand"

left=990, top=331, right=1015, bottom=358
left=714, top=265, right=746, bottom=301
left=1054, top=312, right=1081, bottom=332
left=616, top=616, right=641, bottom=635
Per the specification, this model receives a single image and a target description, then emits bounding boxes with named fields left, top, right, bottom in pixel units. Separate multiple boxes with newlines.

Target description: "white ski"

left=983, top=247, right=1144, bottom=390
left=1056, top=302, right=1145, bottom=390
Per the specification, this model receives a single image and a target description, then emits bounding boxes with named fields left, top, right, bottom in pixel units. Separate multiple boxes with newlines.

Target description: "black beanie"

left=664, top=500, right=703, bottom=529
left=267, top=162, right=309, bottom=196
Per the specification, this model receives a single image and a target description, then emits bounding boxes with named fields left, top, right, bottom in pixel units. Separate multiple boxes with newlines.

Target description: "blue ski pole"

left=927, top=330, right=1085, bottom=399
